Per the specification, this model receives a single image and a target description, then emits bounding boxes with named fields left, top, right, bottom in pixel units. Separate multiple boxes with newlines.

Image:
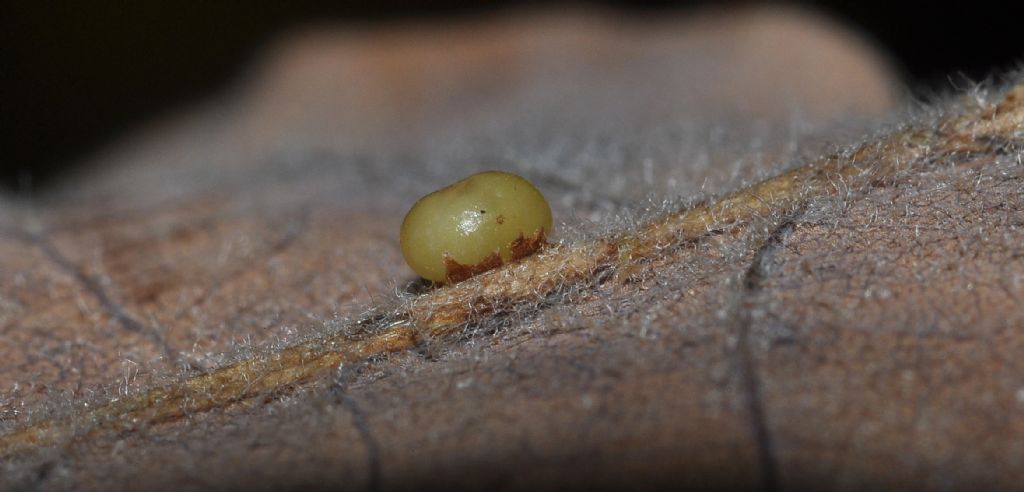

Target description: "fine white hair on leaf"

left=3, top=42, right=1024, bottom=489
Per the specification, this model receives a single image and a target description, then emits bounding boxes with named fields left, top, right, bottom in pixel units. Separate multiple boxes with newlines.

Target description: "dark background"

left=3, top=1, right=1022, bottom=192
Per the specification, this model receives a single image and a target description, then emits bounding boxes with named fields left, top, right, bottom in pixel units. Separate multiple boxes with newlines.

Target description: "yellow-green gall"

left=400, top=171, right=553, bottom=284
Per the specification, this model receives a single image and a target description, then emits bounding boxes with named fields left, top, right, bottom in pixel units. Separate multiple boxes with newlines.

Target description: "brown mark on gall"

left=444, top=252, right=503, bottom=283
left=509, top=228, right=547, bottom=260
left=442, top=228, right=548, bottom=284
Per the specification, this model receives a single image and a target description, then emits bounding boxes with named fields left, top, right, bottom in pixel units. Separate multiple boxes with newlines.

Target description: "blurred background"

left=3, top=0, right=1022, bottom=192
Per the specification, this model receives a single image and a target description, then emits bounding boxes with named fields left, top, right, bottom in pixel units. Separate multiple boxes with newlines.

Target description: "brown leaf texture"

left=3, top=6, right=1023, bottom=491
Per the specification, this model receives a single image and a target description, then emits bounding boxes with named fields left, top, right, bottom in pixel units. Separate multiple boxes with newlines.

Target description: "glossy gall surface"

left=400, top=171, right=553, bottom=283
